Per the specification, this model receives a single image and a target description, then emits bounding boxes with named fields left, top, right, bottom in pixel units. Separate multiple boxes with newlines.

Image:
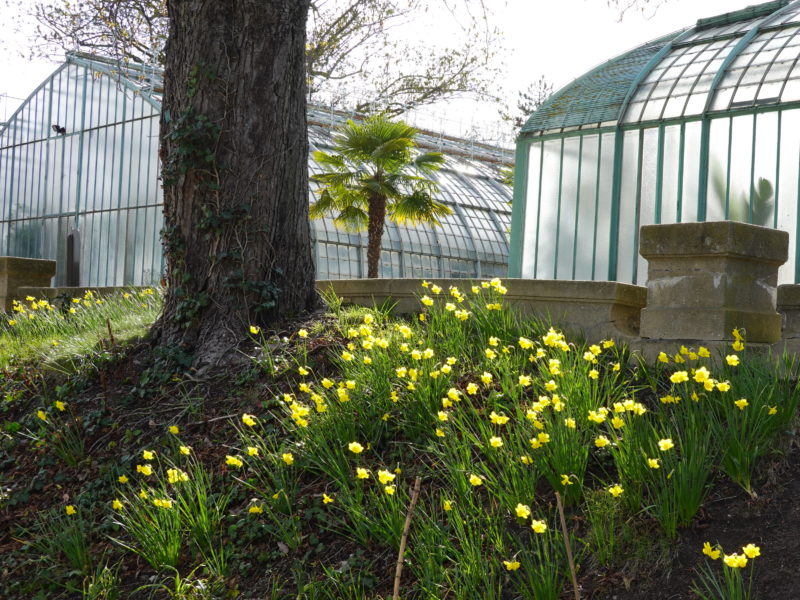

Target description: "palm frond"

left=413, top=152, right=445, bottom=174
left=333, top=205, right=369, bottom=232
left=389, top=188, right=452, bottom=227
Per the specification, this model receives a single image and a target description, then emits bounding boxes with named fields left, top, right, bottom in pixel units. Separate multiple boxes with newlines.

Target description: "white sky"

left=0, top=0, right=763, bottom=139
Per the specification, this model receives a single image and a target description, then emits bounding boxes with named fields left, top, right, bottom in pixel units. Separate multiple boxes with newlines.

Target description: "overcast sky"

left=0, top=0, right=763, bottom=139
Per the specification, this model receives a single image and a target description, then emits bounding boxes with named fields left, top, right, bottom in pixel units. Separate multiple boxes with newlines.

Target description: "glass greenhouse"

left=0, top=53, right=512, bottom=287
left=509, top=0, right=800, bottom=285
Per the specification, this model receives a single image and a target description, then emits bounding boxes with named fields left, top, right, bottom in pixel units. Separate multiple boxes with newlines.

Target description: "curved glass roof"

left=522, top=0, right=800, bottom=135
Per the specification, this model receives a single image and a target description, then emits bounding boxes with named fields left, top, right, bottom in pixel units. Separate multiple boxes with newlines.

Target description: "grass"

left=0, top=280, right=795, bottom=598
left=0, top=288, right=160, bottom=366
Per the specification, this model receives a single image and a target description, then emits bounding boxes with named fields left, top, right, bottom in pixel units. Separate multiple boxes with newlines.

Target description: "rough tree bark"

left=154, top=0, right=317, bottom=367
left=366, top=195, right=387, bottom=279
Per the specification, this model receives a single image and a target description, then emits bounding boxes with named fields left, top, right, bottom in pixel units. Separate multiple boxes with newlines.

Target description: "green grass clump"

left=0, top=288, right=161, bottom=365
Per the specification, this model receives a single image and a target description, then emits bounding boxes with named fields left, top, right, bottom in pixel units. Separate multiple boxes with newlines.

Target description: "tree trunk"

left=154, top=0, right=317, bottom=368
left=366, top=195, right=387, bottom=278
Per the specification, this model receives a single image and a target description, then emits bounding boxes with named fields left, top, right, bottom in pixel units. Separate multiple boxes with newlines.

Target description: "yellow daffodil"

left=225, top=455, right=243, bottom=468
left=741, top=543, right=760, bottom=559
left=531, top=519, right=547, bottom=533
left=469, top=474, right=483, bottom=487
left=282, top=453, right=294, bottom=465
left=378, top=470, right=396, bottom=484
left=702, top=542, right=720, bottom=560
left=595, top=435, right=610, bottom=448
left=670, top=371, right=689, bottom=383
left=658, top=438, right=674, bottom=452
left=348, top=441, right=364, bottom=454
left=608, top=484, right=624, bottom=497
left=723, top=553, right=748, bottom=568
left=515, top=503, right=531, bottom=518
left=503, top=560, right=521, bottom=571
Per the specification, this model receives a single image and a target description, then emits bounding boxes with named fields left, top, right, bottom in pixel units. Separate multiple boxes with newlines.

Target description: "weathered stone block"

left=639, top=221, right=787, bottom=342
left=778, top=284, right=800, bottom=338
left=317, top=278, right=647, bottom=341
left=0, top=257, right=57, bottom=312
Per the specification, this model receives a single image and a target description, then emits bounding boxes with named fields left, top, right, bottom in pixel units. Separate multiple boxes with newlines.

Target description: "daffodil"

left=503, top=560, right=521, bottom=571
left=348, top=441, right=364, bottom=454
left=469, top=474, right=483, bottom=487
left=378, top=469, right=396, bottom=484
left=658, top=438, right=674, bottom=452
left=515, top=503, right=531, bottom=518
left=225, top=455, right=243, bottom=468
left=742, top=543, right=760, bottom=559
left=531, top=519, right=547, bottom=533
left=702, top=542, right=720, bottom=560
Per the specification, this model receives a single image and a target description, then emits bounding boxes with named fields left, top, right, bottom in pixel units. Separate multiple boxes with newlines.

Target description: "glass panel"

left=751, top=111, right=778, bottom=227
left=661, top=125, right=681, bottom=224
left=728, top=115, right=755, bottom=222
left=778, top=109, right=800, bottom=283
left=681, top=121, right=702, bottom=223
left=574, top=135, right=599, bottom=280
left=535, top=139, right=562, bottom=279
left=616, top=130, right=639, bottom=284
left=706, top=117, right=731, bottom=221
left=556, top=137, right=580, bottom=279
left=594, top=133, right=616, bottom=280
left=637, top=128, right=659, bottom=284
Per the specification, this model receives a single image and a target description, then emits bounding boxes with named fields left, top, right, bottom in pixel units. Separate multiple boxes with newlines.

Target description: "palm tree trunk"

left=367, top=195, right=387, bottom=278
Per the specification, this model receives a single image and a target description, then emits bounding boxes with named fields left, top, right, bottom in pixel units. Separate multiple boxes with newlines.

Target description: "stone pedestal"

left=638, top=221, right=787, bottom=342
left=0, top=257, right=57, bottom=312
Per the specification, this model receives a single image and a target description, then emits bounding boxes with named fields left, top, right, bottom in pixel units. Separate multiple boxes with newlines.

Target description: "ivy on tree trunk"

left=154, top=0, right=317, bottom=367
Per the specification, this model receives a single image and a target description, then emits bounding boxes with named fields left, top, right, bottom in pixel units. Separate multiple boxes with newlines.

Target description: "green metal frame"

left=507, top=141, right=530, bottom=277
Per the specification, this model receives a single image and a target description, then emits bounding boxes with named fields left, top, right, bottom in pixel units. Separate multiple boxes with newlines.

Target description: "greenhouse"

left=0, top=53, right=512, bottom=287
left=509, top=0, right=800, bottom=285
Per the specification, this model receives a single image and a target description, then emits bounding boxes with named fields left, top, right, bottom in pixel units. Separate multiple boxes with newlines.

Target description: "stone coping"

left=319, top=278, right=647, bottom=340
left=15, top=286, right=148, bottom=301
left=639, top=221, right=789, bottom=264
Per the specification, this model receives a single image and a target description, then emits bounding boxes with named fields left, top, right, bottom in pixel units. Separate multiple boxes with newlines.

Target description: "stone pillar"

left=0, top=257, right=57, bottom=312
left=638, top=221, right=787, bottom=342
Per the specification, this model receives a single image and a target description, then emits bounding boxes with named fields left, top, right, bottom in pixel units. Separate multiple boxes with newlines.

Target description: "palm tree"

left=310, top=115, right=451, bottom=278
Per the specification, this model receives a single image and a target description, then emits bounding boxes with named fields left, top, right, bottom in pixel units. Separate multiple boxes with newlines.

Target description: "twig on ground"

left=393, top=476, right=422, bottom=600
left=556, top=491, right=580, bottom=600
